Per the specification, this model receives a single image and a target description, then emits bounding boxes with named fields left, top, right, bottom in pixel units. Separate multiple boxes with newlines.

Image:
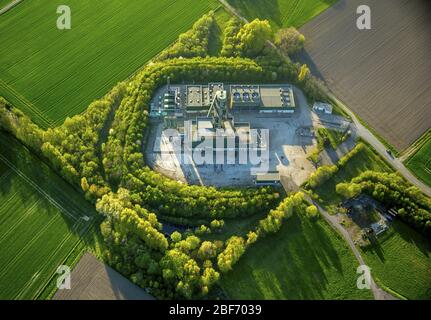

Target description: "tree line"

left=305, top=143, right=365, bottom=189
left=157, top=11, right=216, bottom=61
left=336, top=171, right=431, bottom=236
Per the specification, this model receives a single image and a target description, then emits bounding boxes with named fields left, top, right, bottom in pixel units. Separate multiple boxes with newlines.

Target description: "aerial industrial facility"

left=149, top=82, right=296, bottom=159
left=150, top=82, right=296, bottom=117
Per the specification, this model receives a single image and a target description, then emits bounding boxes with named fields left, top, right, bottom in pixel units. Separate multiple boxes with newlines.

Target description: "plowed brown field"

left=299, top=0, right=431, bottom=151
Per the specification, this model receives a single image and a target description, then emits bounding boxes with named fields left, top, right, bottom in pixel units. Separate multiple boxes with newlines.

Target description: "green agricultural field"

left=0, top=0, right=11, bottom=9
left=405, top=130, right=431, bottom=187
left=0, top=0, right=219, bottom=128
left=312, top=144, right=393, bottom=209
left=362, top=220, right=431, bottom=299
left=220, top=209, right=373, bottom=300
left=0, top=132, right=101, bottom=299
left=226, top=0, right=337, bottom=28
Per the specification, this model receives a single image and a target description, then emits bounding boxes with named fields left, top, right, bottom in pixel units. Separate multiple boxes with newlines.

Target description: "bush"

left=275, top=27, right=305, bottom=55
left=221, top=19, right=272, bottom=58
left=306, top=205, right=320, bottom=221
left=157, top=12, right=215, bottom=60
left=307, top=165, right=338, bottom=189
left=340, top=171, right=431, bottom=236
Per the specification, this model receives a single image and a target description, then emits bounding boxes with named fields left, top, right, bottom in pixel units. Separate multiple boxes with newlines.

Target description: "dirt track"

left=299, top=0, right=431, bottom=151
left=301, top=193, right=397, bottom=300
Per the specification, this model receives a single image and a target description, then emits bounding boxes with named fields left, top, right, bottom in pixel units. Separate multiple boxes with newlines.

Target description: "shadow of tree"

left=0, top=131, right=102, bottom=254
left=221, top=209, right=363, bottom=299
left=227, top=0, right=282, bottom=26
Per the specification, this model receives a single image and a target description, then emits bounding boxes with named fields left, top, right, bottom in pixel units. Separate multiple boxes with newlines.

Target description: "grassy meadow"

left=220, top=209, right=373, bottom=300
left=312, top=143, right=393, bottom=208
left=208, top=7, right=233, bottom=56
left=405, top=130, right=431, bottom=187
left=362, top=220, right=431, bottom=299
left=0, top=0, right=219, bottom=127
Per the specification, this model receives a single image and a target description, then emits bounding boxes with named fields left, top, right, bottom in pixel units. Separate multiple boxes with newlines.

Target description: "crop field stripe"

left=30, top=219, right=90, bottom=300
left=14, top=271, right=41, bottom=300
left=0, top=153, right=79, bottom=221
left=1, top=219, right=84, bottom=299
left=226, top=0, right=337, bottom=28
left=0, top=133, right=100, bottom=299
left=33, top=216, right=100, bottom=300
left=0, top=0, right=219, bottom=124
left=0, top=213, right=63, bottom=277
left=404, top=138, right=431, bottom=187
left=0, top=190, right=21, bottom=215
left=0, top=193, right=36, bottom=229
left=0, top=213, right=84, bottom=281
left=0, top=198, right=41, bottom=244
left=12, top=220, right=85, bottom=300
left=0, top=78, right=54, bottom=128
left=0, top=183, right=91, bottom=298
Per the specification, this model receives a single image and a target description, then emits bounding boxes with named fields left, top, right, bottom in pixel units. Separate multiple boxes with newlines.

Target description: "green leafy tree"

left=274, top=27, right=305, bottom=55
left=306, top=205, right=319, bottom=220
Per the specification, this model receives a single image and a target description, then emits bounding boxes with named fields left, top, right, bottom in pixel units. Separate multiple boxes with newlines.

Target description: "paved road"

left=330, top=95, right=431, bottom=196
left=218, top=0, right=431, bottom=197
left=302, top=193, right=397, bottom=300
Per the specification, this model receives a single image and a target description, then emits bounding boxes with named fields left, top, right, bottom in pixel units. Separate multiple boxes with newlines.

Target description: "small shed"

left=255, top=172, right=281, bottom=186
left=313, top=102, right=333, bottom=114
left=370, top=221, right=388, bottom=236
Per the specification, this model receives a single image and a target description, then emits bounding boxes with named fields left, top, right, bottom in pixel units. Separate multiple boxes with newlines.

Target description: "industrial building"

left=150, top=82, right=295, bottom=159
left=255, top=172, right=281, bottom=186
left=313, top=102, right=333, bottom=114
left=181, top=88, right=266, bottom=156
left=230, top=84, right=296, bottom=114
left=150, top=82, right=297, bottom=117
left=185, top=83, right=224, bottom=114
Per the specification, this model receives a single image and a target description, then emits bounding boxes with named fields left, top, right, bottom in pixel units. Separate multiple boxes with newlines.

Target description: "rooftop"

left=187, top=85, right=204, bottom=107
left=260, top=86, right=295, bottom=109
left=313, top=102, right=333, bottom=113
left=256, top=172, right=281, bottom=182
left=230, top=85, right=261, bottom=106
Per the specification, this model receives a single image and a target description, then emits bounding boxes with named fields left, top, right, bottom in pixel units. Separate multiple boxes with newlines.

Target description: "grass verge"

left=219, top=208, right=373, bottom=299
